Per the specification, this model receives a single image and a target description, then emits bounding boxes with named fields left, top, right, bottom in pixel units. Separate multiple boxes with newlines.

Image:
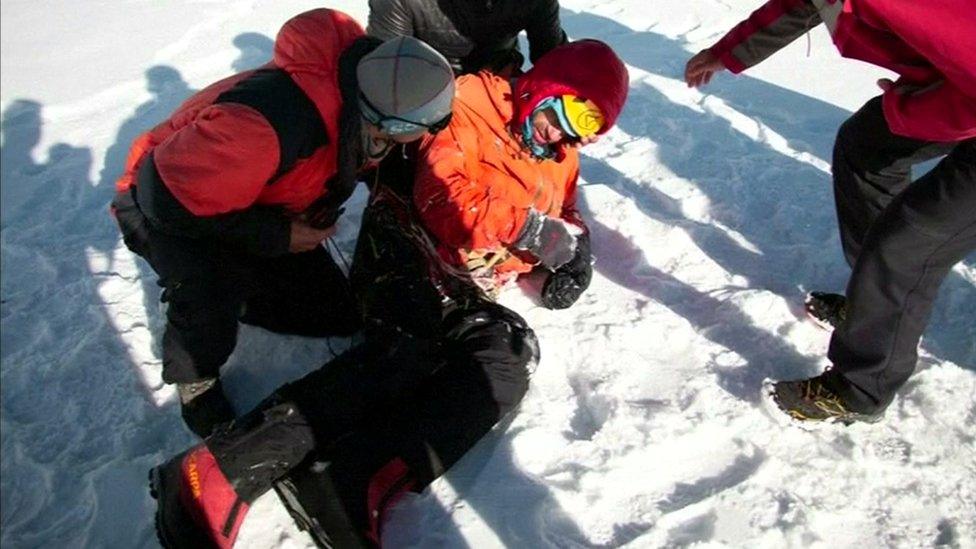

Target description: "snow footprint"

left=656, top=446, right=766, bottom=514
left=566, top=374, right=615, bottom=441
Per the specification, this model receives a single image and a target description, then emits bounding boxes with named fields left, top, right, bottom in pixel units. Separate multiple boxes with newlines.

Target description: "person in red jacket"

left=146, top=39, right=628, bottom=549
left=685, top=0, right=975, bottom=423
left=111, top=9, right=455, bottom=437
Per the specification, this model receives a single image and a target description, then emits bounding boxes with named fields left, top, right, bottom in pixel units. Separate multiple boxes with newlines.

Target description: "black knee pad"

left=442, top=302, right=538, bottom=388
left=444, top=300, right=531, bottom=341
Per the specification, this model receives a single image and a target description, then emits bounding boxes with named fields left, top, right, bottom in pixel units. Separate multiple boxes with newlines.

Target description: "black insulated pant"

left=202, top=195, right=538, bottom=546
left=825, top=96, right=976, bottom=414
left=268, top=299, right=537, bottom=546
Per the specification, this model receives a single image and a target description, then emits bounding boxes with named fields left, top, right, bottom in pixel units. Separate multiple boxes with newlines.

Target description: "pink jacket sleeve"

left=860, top=0, right=976, bottom=140
left=709, top=0, right=820, bottom=73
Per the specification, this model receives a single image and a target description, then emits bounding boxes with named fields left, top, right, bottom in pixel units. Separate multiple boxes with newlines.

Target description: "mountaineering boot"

left=766, top=374, right=883, bottom=425
left=151, top=400, right=317, bottom=547
left=178, top=378, right=235, bottom=438
left=149, top=445, right=248, bottom=549
left=804, top=291, right=848, bottom=330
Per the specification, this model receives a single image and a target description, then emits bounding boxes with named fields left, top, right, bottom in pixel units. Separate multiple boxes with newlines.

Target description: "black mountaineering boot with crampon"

left=767, top=375, right=883, bottom=425
left=804, top=291, right=848, bottom=330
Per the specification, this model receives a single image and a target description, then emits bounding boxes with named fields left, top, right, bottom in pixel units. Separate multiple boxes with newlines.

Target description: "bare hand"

left=684, top=49, right=725, bottom=88
left=289, top=219, right=336, bottom=253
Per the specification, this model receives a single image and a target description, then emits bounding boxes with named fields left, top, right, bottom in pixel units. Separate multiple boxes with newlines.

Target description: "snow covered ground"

left=2, top=0, right=974, bottom=547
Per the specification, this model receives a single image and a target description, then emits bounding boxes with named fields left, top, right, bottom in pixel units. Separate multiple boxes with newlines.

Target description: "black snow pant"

left=201, top=192, right=538, bottom=546
left=112, top=187, right=360, bottom=384
left=822, top=96, right=976, bottom=414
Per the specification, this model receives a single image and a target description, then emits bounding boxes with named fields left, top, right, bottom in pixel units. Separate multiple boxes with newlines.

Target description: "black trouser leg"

left=825, top=140, right=976, bottom=413
left=150, top=231, right=248, bottom=384
left=258, top=299, right=538, bottom=460
left=161, top=243, right=362, bottom=384
left=126, top=216, right=360, bottom=383
left=240, top=245, right=362, bottom=337
left=349, top=195, right=448, bottom=343
left=114, top=188, right=240, bottom=383
left=414, top=301, right=537, bottom=468
left=831, top=96, right=956, bottom=265
left=279, top=300, right=538, bottom=546
left=111, top=187, right=154, bottom=263
left=200, top=299, right=537, bottom=546
left=206, top=400, right=318, bottom=502
left=114, top=188, right=237, bottom=383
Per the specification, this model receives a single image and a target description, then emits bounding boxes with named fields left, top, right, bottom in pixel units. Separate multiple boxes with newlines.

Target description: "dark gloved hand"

left=302, top=190, right=346, bottom=230
left=513, top=209, right=578, bottom=270
left=541, top=232, right=592, bottom=310
left=305, top=204, right=345, bottom=230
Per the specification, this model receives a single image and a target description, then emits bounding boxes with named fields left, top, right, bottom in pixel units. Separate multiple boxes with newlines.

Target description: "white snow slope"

left=2, top=1, right=974, bottom=548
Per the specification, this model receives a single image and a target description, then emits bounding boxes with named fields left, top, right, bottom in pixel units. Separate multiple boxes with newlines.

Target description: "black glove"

left=541, top=232, right=592, bottom=310
left=302, top=192, right=345, bottom=229
left=513, top=209, right=578, bottom=270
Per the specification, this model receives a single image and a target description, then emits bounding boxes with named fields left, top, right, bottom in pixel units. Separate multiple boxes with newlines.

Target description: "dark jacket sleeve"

left=709, top=0, right=821, bottom=73
left=526, top=0, right=567, bottom=63
left=367, top=0, right=413, bottom=40
left=135, top=153, right=291, bottom=257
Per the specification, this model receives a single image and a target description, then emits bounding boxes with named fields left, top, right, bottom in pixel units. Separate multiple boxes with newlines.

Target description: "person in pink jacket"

left=685, top=0, right=975, bottom=424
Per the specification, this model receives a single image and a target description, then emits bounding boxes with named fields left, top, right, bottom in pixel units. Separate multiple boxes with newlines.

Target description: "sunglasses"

left=359, top=93, right=452, bottom=136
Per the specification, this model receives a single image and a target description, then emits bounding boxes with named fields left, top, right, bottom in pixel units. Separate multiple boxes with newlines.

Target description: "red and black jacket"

left=116, top=9, right=365, bottom=256
left=708, top=0, right=976, bottom=142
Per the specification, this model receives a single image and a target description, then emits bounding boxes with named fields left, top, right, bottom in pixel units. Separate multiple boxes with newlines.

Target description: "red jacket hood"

left=513, top=39, right=629, bottom=134
left=273, top=9, right=365, bottom=136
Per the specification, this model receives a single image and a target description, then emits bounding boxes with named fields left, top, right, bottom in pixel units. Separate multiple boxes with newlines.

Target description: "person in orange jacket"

left=110, top=9, right=456, bottom=437
left=685, top=0, right=975, bottom=424
left=409, top=38, right=630, bottom=307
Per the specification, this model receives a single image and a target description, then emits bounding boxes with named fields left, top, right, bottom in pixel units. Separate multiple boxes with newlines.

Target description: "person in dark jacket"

left=367, top=0, right=566, bottom=75
left=111, top=9, right=455, bottom=438
left=685, top=0, right=975, bottom=424
left=147, top=40, right=628, bottom=549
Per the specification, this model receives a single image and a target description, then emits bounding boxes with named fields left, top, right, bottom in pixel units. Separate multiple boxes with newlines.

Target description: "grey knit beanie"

left=357, top=36, right=455, bottom=131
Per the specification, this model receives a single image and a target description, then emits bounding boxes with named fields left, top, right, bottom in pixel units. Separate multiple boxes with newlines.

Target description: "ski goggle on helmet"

left=356, top=36, right=456, bottom=136
left=553, top=95, right=604, bottom=139
left=359, top=92, right=453, bottom=135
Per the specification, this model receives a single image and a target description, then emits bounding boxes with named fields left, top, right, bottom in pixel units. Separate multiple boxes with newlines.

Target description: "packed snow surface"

left=2, top=1, right=974, bottom=548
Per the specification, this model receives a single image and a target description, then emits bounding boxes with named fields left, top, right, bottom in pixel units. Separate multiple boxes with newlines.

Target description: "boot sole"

left=149, top=462, right=215, bottom=548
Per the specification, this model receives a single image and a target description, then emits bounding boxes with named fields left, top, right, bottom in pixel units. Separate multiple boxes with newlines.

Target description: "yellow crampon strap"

left=463, top=249, right=510, bottom=271
left=461, top=249, right=510, bottom=298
